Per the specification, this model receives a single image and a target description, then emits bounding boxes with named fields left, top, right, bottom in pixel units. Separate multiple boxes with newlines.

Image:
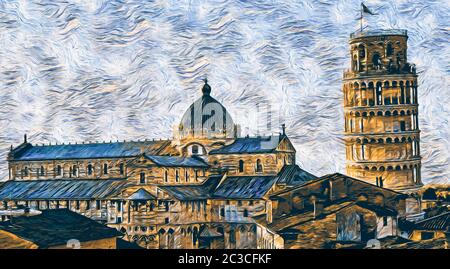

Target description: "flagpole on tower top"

left=360, top=3, right=363, bottom=32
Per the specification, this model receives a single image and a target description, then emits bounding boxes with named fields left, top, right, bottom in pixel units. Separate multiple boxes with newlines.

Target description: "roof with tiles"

left=275, top=165, right=317, bottom=186
left=213, top=175, right=278, bottom=199
left=145, top=155, right=208, bottom=168
left=0, top=209, right=121, bottom=248
left=9, top=140, right=177, bottom=161
left=159, top=175, right=223, bottom=201
left=209, top=135, right=283, bottom=154
left=0, top=179, right=130, bottom=200
left=414, top=211, right=450, bottom=231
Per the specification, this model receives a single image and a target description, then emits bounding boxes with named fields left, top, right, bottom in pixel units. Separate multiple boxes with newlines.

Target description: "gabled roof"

left=414, top=211, right=450, bottom=231
left=0, top=179, right=130, bottom=200
left=9, top=140, right=176, bottom=161
left=209, top=135, right=283, bottom=154
left=275, top=165, right=317, bottom=186
left=213, top=176, right=278, bottom=199
left=126, top=189, right=156, bottom=200
left=270, top=172, right=407, bottom=198
left=0, top=209, right=121, bottom=248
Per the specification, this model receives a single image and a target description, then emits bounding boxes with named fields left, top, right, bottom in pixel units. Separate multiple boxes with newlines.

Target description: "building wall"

left=9, top=158, right=129, bottom=180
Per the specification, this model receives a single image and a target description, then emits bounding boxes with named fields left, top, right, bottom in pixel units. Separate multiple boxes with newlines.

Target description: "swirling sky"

left=0, top=0, right=448, bottom=183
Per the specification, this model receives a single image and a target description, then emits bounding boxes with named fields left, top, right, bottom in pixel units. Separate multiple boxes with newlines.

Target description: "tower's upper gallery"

left=344, top=29, right=416, bottom=79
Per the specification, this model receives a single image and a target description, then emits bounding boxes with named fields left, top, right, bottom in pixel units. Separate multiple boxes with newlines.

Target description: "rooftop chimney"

left=24, top=134, right=27, bottom=143
left=281, top=124, right=286, bottom=136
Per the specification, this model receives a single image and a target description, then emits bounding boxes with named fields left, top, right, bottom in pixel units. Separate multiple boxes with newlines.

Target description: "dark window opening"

left=119, top=163, right=125, bottom=175
left=421, top=231, right=434, bottom=240
left=140, top=172, right=146, bottom=184
left=239, top=160, right=244, bottom=173
left=87, top=164, right=93, bottom=175
left=383, top=216, right=388, bottom=226
left=192, top=145, right=199, bottom=155
left=103, top=164, right=108, bottom=174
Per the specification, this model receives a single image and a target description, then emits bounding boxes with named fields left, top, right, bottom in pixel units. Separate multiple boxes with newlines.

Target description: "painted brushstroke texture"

left=0, top=0, right=448, bottom=183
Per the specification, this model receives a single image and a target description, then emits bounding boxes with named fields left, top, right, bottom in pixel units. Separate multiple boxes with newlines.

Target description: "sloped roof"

left=209, top=135, right=282, bottom=154
left=145, top=155, right=208, bottom=168
left=159, top=175, right=223, bottom=201
left=10, top=140, right=176, bottom=161
left=213, top=176, right=278, bottom=199
left=0, top=209, right=121, bottom=248
left=0, top=179, right=130, bottom=200
left=126, top=189, right=156, bottom=200
left=275, top=165, right=317, bottom=186
left=414, top=211, right=450, bottom=231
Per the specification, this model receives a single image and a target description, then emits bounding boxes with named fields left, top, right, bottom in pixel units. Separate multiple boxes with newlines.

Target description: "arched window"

left=372, top=53, right=381, bottom=70
left=119, top=163, right=125, bottom=175
left=56, top=165, right=62, bottom=176
left=376, top=82, right=382, bottom=105
left=255, top=159, right=263, bottom=173
left=87, top=164, right=93, bottom=176
left=175, top=170, right=179, bottom=182
left=103, top=163, right=108, bottom=175
left=140, top=172, right=146, bottom=184
left=40, top=166, right=45, bottom=176
left=238, top=160, right=244, bottom=173
left=72, top=165, right=78, bottom=177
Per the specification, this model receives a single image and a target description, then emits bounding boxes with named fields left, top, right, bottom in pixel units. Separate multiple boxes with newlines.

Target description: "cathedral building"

left=0, top=80, right=314, bottom=249
left=342, top=29, right=422, bottom=192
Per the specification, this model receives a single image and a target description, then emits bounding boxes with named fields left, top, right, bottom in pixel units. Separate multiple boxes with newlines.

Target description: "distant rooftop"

left=350, top=29, right=407, bottom=39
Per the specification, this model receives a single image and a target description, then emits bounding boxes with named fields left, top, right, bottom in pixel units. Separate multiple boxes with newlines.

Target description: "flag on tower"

left=361, top=3, right=376, bottom=15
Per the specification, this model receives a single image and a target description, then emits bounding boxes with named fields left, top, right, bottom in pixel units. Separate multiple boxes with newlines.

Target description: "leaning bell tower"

left=343, top=29, right=422, bottom=192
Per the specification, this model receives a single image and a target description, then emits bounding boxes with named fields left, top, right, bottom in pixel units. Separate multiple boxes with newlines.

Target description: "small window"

left=400, top=121, right=406, bottom=131
left=87, top=164, right=93, bottom=175
left=23, top=167, right=29, bottom=177
left=175, top=170, right=179, bottom=182
left=185, top=170, right=189, bottom=182
left=140, top=172, right=146, bottom=184
left=56, top=165, right=62, bottom=176
left=220, top=208, right=225, bottom=217
left=194, top=170, right=198, bottom=181
left=72, top=165, right=78, bottom=177
left=40, top=166, right=45, bottom=176
left=383, top=216, right=388, bottom=226
left=421, top=231, right=434, bottom=240
left=86, top=201, right=91, bottom=210
left=96, top=200, right=101, bottom=210
left=119, top=163, right=125, bottom=175
left=76, top=200, right=80, bottom=210
left=243, top=209, right=249, bottom=217
left=192, top=145, right=199, bottom=155
left=386, top=43, right=393, bottom=57
left=103, top=163, right=108, bottom=174
left=164, top=170, right=168, bottom=183
left=165, top=217, right=169, bottom=224
left=238, top=160, right=244, bottom=173
left=256, top=159, right=263, bottom=172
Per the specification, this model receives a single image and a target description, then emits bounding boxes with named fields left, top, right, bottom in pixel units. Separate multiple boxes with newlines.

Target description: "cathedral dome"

left=178, top=79, right=235, bottom=139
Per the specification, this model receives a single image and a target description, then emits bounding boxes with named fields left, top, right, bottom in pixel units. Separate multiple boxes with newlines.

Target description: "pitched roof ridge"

left=415, top=211, right=450, bottom=224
